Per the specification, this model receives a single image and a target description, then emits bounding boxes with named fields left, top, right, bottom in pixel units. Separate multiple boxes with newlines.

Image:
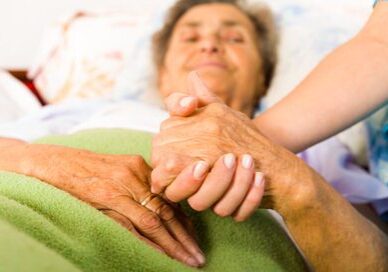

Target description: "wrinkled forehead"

left=174, top=3, right=256, bottom=34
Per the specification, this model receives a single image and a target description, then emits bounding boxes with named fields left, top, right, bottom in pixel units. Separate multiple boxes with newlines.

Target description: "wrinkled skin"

left=151, top=101, right=308, bottom=216
left=0, top=141, right=204, bottom=267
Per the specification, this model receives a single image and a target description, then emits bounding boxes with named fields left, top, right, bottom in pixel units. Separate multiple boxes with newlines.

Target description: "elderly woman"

left=0, top=0, right=386, bottom=271
left=150, top=0, right=388, bottom=271
left=0, top=0, right=275, bottom=269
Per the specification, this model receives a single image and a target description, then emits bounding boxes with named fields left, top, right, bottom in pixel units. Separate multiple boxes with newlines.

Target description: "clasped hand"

left=151, top=72, right=268, bottom=221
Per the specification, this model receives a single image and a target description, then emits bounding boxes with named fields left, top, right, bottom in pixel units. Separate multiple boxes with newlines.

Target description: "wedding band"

left=140, top=194, right=158, bottom=207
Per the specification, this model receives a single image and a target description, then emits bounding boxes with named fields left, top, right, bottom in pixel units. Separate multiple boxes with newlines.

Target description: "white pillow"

left=29, top=0, right=373, bottom=161
left=0, top=70, right=41, bottom=123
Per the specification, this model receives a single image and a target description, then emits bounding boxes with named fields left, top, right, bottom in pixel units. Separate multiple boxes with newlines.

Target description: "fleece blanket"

left=0, top=129, right=307, bottom=271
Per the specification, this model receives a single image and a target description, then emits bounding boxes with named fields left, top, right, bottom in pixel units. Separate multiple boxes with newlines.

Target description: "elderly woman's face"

left=159, top=3, right=264, bottom=115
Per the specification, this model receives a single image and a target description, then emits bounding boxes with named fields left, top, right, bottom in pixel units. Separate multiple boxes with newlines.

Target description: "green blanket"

left=0, top=129, right=307, bottom=272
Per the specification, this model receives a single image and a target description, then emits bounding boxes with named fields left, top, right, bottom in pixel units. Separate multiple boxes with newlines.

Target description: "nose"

left=200, top=35, right=222, bottom=54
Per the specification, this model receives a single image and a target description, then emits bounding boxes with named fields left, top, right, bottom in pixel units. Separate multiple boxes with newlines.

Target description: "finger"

left=187, top=71, right=222, bottom=107
left=164, top=161, right=210, bottom=202
left=233, top=172, right=265, bottom=222
left=171, top=204, right=198, bottom=240
left=151, top=155, right=193, bottom=194
left=165, top=92, right=199, bottom=117
left=146, top=196, right=205, bottom=266
left=159, top=201, right=198, bottom=239
left=212, top=154, right=255, bottom=217
left=114, top=197, right=201, bottom=267
left=188, top=153, right=236, bottom=211
left=101, top=209, right=164, bottom=253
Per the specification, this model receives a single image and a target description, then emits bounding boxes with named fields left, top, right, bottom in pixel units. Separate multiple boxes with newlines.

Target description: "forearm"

left=254, top=6, right=388, bottom=153
left=0, top=137, right=29, bottom=173
left=283, top=169, right=388, bottom=271
left=0, top=138, right=56, bottom=182
left=248, top=139, right=388, bottom=271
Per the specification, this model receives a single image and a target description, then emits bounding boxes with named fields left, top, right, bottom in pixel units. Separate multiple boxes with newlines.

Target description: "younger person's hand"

left=159, top=152, right=266, bottom=222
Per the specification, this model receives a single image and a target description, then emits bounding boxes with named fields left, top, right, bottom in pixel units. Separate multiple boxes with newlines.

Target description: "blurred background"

left=0, top=0, right=159, bottom=69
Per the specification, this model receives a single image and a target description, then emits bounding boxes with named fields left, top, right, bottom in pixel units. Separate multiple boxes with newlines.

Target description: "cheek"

left=229, top=47, right=261, bottom=86
left=160, top=49, right=197, bottom=98
left=164, top=43, right=194, bottom=71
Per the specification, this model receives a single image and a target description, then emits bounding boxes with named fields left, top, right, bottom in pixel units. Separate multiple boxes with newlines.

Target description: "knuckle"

left=156, top=203, right=175, bottom=222
left=164, top=157, right=179, bottom=172
left=138, top=211, right=162, bottom=233
left=203, top=117, right=222, bottom=134
left=130, top=155, right=146, bottom=168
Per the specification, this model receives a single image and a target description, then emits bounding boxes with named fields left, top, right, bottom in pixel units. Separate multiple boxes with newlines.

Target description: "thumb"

left=165, top=92, right=199, bottom=117
left=187, top=71, right=222, bottom=107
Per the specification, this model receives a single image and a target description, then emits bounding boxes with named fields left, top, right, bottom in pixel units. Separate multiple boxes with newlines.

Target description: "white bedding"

left=0, top=70, right=41, bottom=124
left=0, top=0, right=386, bottom=215
left=1, top=98, right=386, bottom=216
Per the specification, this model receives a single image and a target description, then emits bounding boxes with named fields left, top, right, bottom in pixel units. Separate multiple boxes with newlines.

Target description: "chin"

left=197, top=70, right=231, bottom=90
left=201, top=80, right=231, bottom=104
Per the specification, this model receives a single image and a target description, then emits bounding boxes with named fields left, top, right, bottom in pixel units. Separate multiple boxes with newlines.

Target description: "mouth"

left=194, top=62, right=228, bottom=70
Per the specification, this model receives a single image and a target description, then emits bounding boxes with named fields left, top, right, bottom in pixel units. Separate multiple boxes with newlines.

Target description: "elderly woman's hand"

left=151, top=73, right=265, bottom=221
left=152, top=100, right=269, bottom=220
left=151, top=73, right=311, bottom=221
left=2, top=143, right=204, bottom=267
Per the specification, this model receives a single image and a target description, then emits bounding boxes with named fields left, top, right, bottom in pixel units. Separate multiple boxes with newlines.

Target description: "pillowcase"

left=0, top=70, right=41, bottom=123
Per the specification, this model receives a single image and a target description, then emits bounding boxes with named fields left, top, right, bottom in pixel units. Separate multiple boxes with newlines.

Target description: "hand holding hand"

left=152, top=72, right=267, bottom=221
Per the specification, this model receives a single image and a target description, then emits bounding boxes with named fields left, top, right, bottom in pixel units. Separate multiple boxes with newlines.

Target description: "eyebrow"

left=180, top=20, right=243, bottom=28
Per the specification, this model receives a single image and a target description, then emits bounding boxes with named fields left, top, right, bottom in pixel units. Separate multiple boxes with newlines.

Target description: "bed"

left=0, top=1, right=384, bottom=271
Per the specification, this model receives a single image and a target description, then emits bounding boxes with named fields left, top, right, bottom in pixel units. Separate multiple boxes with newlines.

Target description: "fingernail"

left=193, top=161, right=209, bottom=180
left=187, top=257, right=200, bottom=267
left=223, top=153, right=236, bottom=169
left=242, top=154, right=253, bottom=169
left=255, top=172, right=264, bottom=186
left=179, top=96, right=195, bottom=108
left=195, top=253, right=206, bottom=266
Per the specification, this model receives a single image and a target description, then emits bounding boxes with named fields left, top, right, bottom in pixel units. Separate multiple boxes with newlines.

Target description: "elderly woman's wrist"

left=278, top=165, right=321, bottom=219
left=251, top=143, right=320, bottom=217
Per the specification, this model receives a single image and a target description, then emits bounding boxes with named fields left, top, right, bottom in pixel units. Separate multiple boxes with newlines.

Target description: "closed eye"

left=222, top=32, right=244, bottom=44
left=226, top=36, right=244, bottom=43
left=183, top=36, right=199, bottom=43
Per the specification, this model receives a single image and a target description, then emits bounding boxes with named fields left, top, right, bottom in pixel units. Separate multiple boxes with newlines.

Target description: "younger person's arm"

left=254, top=2, right=388, bottom=153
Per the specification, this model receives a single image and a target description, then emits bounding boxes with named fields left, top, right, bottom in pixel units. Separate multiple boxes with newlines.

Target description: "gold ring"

left=140, top=194, right=158, bottom=207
